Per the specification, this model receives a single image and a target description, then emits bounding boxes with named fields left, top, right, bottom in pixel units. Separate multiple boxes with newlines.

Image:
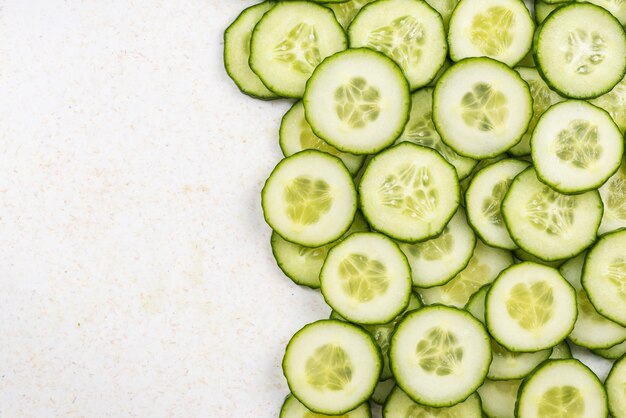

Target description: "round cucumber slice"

left=502, top=167, right=602, bottom=261
left=534, top=3, right=626, bottom=99
left=359, top=142, right=460, bottom=243
left=606, top=354, right=626, bottom=418
left=448, top=0, right=535, bottom=66
left=304, top=48, right=410, bottom=155
left=390, top=306, right=491, bottom=407
left=591, top=74, right=626, bottom=134
left=348, top=0, right=448, bottom=91
left=486, top=262, right=577, bottom=352
left=516, top=359, right=608, bottom=418
left=262, top=150, right=357, bottom=247
left=477, top=379, right=521, bottom=418
left=532, top=100, right=624, bottom=194
left=320, top=232, right=412, bottom=324
left=383, top=387, right=482, bottom=417
left=582, top=229, right=626, bottom=326
left=594, top=340, right=626, bottom=359
left=371, top=379, right=395, bottom=405
left=328, top=0, right=378, bottom=30
left=280, top=395, right=371, bottom=418
left=577, top=0, right=626, bottom=26
left=433, top=57, right=533, bottom=159
left=599, top=157, right=626, bottom=234
left=282, top=320, right=382, bottom=415
left=249, top=1, right=347, bottom=98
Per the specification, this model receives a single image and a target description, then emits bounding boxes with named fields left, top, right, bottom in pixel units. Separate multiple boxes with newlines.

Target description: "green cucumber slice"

left=280, top=395, right=371, bottom=418
left=477, top=379, right=521, bottom=418
left=550, top=341, right=573, bottom=359
left=371, top=379, right=395, bottom=405
left=513, top=249, right=567, bottom=269
left=606, top=353, right=626, bottom=418
left=383, top=387, right=482, bottom=417
left=591, top=74, right=626, bottom=134
left=328, top=0, right=378, bottom=30
left=465, top=284, right=489, bottom=323
left=534, top=0, right=572, bottom=24
left=599, top=157, right=626, bottom=234
left=425, top=0, right=461, bottom=29
left=594, top=340, right=626, bottom=359
left=576, top=0, right=626, bottom=25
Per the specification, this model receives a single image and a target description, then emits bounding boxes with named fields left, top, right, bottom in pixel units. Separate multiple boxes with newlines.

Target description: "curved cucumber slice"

left=383, top=387, right=482, bottom=417
left=531, top=100, right=624, bottom=194
left=425, top=0, right=461, bottom=29
left=465, top=284, right=489, bottom=323
left=599, top=158, right=626, bottom=234
left=320, top=232, right=412, bottom=324
left=576, top=0, right=626, bottom=25
left=304, top=49, right=410, bottom=155
left=582, top=229, right=626, bottom=326
left=224, top=2, right=278, bottom=100
left=516, top=359, right=608, bottom=418
left=328, top=0, right=377, bottom=30
left=359, top=142, right=460, bottom=243
left=279, top=101, right=365, bottom=176
left=534, top=0, right=571, bottom=24
left=348, top=0, right=448, bottom=90
left=433, top=57, right=533, bottom=159
left=591, top=74, right=626, bottom=134
left=395, top=88, right=477, bottom=180
left=466, top=159, right=530, bottom=250
left=249, top=1, right=347, bottom=98
left=607, top=354, right=626, bottom=418
left=398, top=209, right=476, bottom=288
left=502, top=167, right=602, bottom=261
left=262, top=150, right=357, bottom=247
left=371, top=379, right=395, bottom=405
left=477, top=379, right=521, bottom=418
left=560, top=253, right=626, bottom=349
left=550, top=341, right=573, bottom=359
left=282, top=320, right=382, bottom=415
left=448, top=0, right=535, bottom=66
left=534, top=3, right=626, bottom=99
left=513, top=248, right=567, bottom=269
left=280, top=395, right=371, bottom=418
left=418, top=240, right=514, bottom=308
left=594, top=339, right=626, bottom=359
left=486, top=262, right=577, bottom=352
left=390, top=306, right=491, bottom=407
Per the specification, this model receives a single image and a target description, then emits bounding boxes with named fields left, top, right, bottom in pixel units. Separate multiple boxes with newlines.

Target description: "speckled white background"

left=0, top=1, right=614, bottom=417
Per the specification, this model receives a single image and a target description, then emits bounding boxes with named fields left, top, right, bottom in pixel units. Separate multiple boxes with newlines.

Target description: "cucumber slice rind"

left=280, top=395, right=372, bottom=418
left=606, top=353, right=626, bottom=418
left=383, top=387, right=483, bottom=417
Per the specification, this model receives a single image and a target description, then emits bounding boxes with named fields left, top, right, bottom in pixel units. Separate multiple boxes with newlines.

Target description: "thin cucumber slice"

left=398, top=209, right=476, bottom=288
left=465, top=159, right=530, bottom=249
left=425, top=0, right=461, bottom=29
left=395, top=88, right=477, bottom=180
left=477, top=379, right=521, bottom=418
left=427, top=58, right=452, bottom=87
left=271, top=212, right=369, bottom=289
left=359, top=142, right=460, bottom=243
left=282, top=320, right=382, bottom=415
left=418, top=240, right=514, bottom=308
left=594, top=340, right=626, bottom=359
left=389, top=306, right=491, bottom=406
left=591, top=74, right=626, bottom=134
left=383, top=387, right=482, bottom=417
left=577, top=0, right=626, bottom=25
left=433, top=57, right=533, bottom=159
left=262, top=150, right=357, bottom=247
left=249, top=1, right=347, bottom=98
left=513, top=249, right=566, bottom=269
left=606, top=354, right=626, bottom=418
left=371, top=379, right=395, bottom=405
left=502, top=167, right=603, bottom=261
left=560, top=253, right=626, bottom=349
left=348, top=0, right=448, bottom=91
left=224, top=2, right=278, bottom=100
left=582, top=229, right=626, bottom=326
left=516, top=359, right=608, bottom=418
left=517, top=50, right=536, bottom=68
left=304, top=49, right=410, bottom=155
left=599, top=157, right=626, bottom=234
left=531, top=100, right=624, bottom=194
left=509, top=67, right=564, bottom=157
left=280, top=101, right=365, bottom=176
left=534, top=3, right=626, bottom=99
left=328, top=0, right=378, bottom=30
left=465, top=284, right=489, bottom=322
left=280, top=395, right=371, bottom=418
left=448, top=0, right=535, bottom=66
left=534, top=0, right=572, bottom=24
left=486, top=262, right=577, bottom=352
left=550, top=341, right=573, bottom=359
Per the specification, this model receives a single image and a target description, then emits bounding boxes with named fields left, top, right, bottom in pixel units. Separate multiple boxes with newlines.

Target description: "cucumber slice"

left=502, top=167, right=603, bottom=261
left=395, top=88, right=477, bottom=180
left=550, top=341, right=573, bottom=359
left=582, top=229, right=626, bottom=326
left=389, top=306, right=491, bottom=406
left=465, top=158, right=530, bottom=249
left=328, top=0, right=378, bottom=30
left=418, top=240, right=514, bottom=308
left=606, top=354, right=626, bottom=418
left=282, top=320, right=382, bottom=415
left=425, top=0, right=461, bottom=29
left=371, top=379, right=395, bottom=405
left=477, top=379, right=521, bottom=418
left=591, top=74, right=626, bottom=134
left=262, top=150, right=357, bottom=247
left=348, top=0, right=448, bottom=91
left=509, top=67, right=564, bottom=157
left=271, top=212, right=369, bottom=289
left=398, top=209, right=476, bottom=289
left=594, top=340, right=626, bottom=359
left=577, top=0, right=626, bottom=25
left=534, top=3, right=626, bottom=99
left=359, top=142, right=460, bottom=243
left=383, top=387, right=482, bottom=417
left=321, top=232, right=412, bottom=325
left=304, top=49, right=410, bottom=155
left=433, top=57, right=533, bottom=159
left=599, top=157, right=626, bottom=234
left=534, top=0, right=572, bottom=24
left=513, top=248, right=566, bottom=269
left=465, top=284, right=488, bottom=322
left=448, top=0, right=535, bottom=66
left=249, top=1, right=347, bottom=98
left=280, top=395, right=371, bottom=418
left=224, top=2, right=278, bottom=100
left=280, top=101, right=366, bottom=176
left=560, top=253, right=626, bottom=349
left=531, top=100, right=624, bottom=193
left=486, top=262, right=577, bottom=352
left=516, top=359, right=608, bottom=418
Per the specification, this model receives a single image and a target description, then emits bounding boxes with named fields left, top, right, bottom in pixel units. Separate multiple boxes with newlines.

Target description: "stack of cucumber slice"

left=225, top=0, right=626, bottom=416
